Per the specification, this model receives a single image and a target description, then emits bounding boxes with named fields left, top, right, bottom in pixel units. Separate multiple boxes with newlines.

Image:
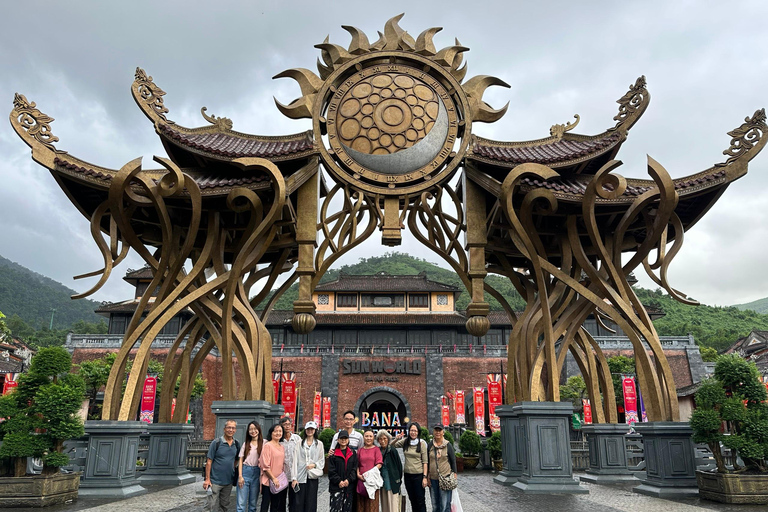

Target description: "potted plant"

left=487, top=431, right=503, bottom=471
left=0, top=346, right=86, bottom=507
left=459, top=430, right=481, bottom=470
left=690, top=354, right=768, bottom=504
left=319, top=428, right=336, bottom=475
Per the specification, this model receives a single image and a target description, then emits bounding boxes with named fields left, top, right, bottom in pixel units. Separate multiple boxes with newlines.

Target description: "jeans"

left=236, top=465, right=261, bottom=512
left=429, top=479, right=452, bottom=512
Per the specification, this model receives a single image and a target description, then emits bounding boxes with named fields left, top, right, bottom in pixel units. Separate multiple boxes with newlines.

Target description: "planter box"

left=0, top=472, right=80, bottom=508
left=696, top=470, right=768, bottom=504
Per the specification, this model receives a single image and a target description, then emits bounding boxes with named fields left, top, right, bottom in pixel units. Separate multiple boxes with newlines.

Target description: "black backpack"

left=203, top=437, right=241, bottom=483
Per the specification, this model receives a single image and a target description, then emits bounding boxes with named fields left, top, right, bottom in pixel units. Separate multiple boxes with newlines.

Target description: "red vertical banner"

left=139, top=376, right=157, bottom=423
left=441, top=396, right=450, bottom=426
left=623, top=376, right=638, bottom=425
left=487, top=374, right=502, bottom=432
left=272, top=372, right=280, bottom=403
left=322, top=397, right=331, bottom=428
left=282, top=372, right=296, bottom=419
left=313, top=391, right=322, bottom=424
left=171, top=397, right=176, bottom=418
left=473, top=387, right=486, bottom=436
left=582, top=399, right=593, bottom=424
left=455, top=390, right=466, bottom=424
left=2, top=379, right=17, bottom=394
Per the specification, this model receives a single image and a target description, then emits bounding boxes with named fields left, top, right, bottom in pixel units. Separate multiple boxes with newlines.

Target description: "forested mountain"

left=733, top=297, right=768, bottom=315
left=261, top=252, right=768, bottom=352
left=0, top=254, right=103, bottom=329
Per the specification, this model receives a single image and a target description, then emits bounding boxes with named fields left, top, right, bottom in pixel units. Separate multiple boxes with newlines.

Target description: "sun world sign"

left=342, top=359, right=422, bottom=375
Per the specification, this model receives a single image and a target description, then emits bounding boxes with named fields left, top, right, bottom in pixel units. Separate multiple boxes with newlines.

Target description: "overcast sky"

left=1, top=1, right=766, bottom=308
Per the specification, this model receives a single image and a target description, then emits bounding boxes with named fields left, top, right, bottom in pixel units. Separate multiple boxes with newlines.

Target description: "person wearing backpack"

left=204, top=420, right=241, bottom=512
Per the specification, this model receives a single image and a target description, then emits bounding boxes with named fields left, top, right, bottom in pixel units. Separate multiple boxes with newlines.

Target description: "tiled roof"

left=124, top=267, right=153, bottom=280
left=160, top=125, right=314, bottom=159
left=315, top=272, right=460, bottom=293
left=95, top=300, right=145, bottom=314
left=472, top=133, right=622, bottom=166
left=518, top=168, right=727, bottom=198
left=194, top=172, right=270, bottom=190
left=54, top=157, right=113, bottom=181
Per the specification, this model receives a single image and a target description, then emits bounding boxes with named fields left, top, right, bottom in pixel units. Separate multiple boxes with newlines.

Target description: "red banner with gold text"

left=322, top=397, right=331, bottom=428
left=582, top=399, right=593, bottom=424
left=139, top=376, right=157, bottom=423
left=282, top=372, right=296, bottom=419
left=623, top=376, right=638, bottom=425
left=313, top=391, right=322, bottom=424
left=272, top=373, right=280, bottom=403
left=455, top=390, right=466, bottom=424
left=487, top=374, right=502, bottom=432
left=473, top=387, right=486, bottom=436
left=441, top=396, right=450, bottom=426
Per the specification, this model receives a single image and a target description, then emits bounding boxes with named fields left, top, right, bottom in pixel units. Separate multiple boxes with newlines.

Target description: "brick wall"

left=442, top=357, right=506, bottom=423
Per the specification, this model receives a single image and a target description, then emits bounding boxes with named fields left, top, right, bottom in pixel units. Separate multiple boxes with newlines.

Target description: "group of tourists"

left=203, top=411, right=458, bottom=512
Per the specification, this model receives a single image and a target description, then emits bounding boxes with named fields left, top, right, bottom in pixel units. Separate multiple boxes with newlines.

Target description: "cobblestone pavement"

left=9, top=471, right=768, bottom=512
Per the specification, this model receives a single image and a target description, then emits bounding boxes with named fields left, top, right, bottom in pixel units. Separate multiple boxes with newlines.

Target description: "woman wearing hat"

left=426, top=425, right=457, bottom=512
left=376, top=429, right=402, bottom=512
left=328, top=429, right=358, bottom=512
left=290, top=421, right=324, bottom=512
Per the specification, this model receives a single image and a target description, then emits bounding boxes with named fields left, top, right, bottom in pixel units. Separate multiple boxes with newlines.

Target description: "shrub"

left=690, top=354, right=768, bottom=473
left=319, top=428, right=336, bottom=451
left=0, top=347, right=85, bottom=476
left=459, top=430, right=481, bottom=457
left=487, top=431, right=502, bottom=460
left=444, top=430, right=455, bottom=445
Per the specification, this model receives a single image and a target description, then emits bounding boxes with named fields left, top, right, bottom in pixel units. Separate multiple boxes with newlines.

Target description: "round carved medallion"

left=317, top=56, right=468, bottom=196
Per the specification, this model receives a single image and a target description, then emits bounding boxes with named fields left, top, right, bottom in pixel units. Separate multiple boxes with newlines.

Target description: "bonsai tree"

left=459, top=430, right=482, bottom=457
left=487, top=431, right=502, bottom=460
left=690, top=354, right=768, bottom=473
left=0, top=346, right=85, bottom=476
left=443, top=429, right=455, bottom=446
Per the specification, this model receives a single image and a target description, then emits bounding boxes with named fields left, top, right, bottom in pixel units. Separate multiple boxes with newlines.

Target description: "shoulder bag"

left=434, top=444, right=457, bottom=491
left=269, top=471, right=289, bottom=493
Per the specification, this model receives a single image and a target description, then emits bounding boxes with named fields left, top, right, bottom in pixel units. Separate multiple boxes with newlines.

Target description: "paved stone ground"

left=7, top=471, right=768, bottom=512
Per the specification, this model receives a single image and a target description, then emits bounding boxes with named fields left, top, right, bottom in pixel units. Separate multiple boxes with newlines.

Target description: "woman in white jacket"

left=291, top=421, right=325, bottom=512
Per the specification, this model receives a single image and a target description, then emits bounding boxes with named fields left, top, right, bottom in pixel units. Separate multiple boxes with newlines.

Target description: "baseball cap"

left=304, top=421, right=318, bottom=430
left=432, top=425, right=445, bottom=431
left=338, top=430, right=350, bottom=439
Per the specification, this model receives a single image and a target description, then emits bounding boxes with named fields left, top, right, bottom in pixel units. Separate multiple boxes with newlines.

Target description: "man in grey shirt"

left=203, top=420, right=240, bottom=512
left=328, top=410, right=364, bottom=452
left=280, top=416, right=302, bottom=512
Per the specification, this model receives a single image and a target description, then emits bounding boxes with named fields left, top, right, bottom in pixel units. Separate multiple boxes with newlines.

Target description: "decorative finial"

left=550, top=114, right=580, bottom=139
left=201, top=107, right=233, bottom=131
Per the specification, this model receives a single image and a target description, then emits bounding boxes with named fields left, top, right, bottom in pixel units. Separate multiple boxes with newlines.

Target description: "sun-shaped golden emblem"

left=274, top=14, right=509, bottom=196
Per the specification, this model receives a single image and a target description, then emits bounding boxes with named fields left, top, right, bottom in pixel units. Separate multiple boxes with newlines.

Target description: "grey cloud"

left=1, top=1, right=766, bottom=307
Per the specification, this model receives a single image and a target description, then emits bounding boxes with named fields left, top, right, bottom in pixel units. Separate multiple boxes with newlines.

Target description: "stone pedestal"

left=580, top=423, right=637, bottom=484
left=79, top=421, right=147, bottom=498
left=211, top=401, right=281, bottom=443
left=139, top=423, right=195, bottom=485
left=633, top=422, right=698, bottom=498
left=493, top=405, right=522, bottom=485
left=511, top=402, right=588, bottom=494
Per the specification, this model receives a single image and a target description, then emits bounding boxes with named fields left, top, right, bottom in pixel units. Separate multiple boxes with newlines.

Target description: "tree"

left=700, top=346, right=719, bottom=363
left=559, top=375, right=587, bottom=411
left=0, top=311, right=10, bottom=342
left=0, top=347, right=85, bottom=476
left=607, top=355, right=636, bottom=405
left=690, top=354, right=768, bottom=473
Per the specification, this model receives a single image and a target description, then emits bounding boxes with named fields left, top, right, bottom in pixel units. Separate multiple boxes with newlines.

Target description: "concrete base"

left=139, top=423, right=195, bottom=486
left=513, top=476, right=589, bottom=494
left=79, top=421, right=147, bottom=498
left=211, top=400, right=280, bottom=444
left=510, top=402, right=588, bottom=495
left=580, top=423, right=637, bottom=485
left=493, top=405, right=522, bottom=485
left=632, top=422, right=698, bottom=498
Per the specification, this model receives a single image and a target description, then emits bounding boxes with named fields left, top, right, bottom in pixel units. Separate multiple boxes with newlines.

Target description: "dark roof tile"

left=160, top=125, right=314, bottom=159
left=315, top=272, right=460, bottom=293
left=473, top=133, right=622, bottom=165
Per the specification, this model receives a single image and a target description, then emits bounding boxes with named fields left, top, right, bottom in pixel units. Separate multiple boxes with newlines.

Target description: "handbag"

left=308, top=467, right=324, bottom=479
left=439, top=473, right=457, bottom=490
left=269, top=472, right=288, bottom=494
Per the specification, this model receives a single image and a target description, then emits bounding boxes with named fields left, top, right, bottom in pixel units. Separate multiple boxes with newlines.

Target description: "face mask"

left=409, top=439, right=419, bottom=446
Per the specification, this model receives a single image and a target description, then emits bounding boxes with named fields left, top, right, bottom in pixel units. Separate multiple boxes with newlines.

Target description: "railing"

left=570, top=440, right=590, bottom=471
left=186, top=439, right=210, bottom=473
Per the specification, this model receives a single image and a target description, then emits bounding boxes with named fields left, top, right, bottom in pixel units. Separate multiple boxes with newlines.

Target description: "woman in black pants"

left=392, top=422, right=428, bottom=512
left=290, top=421, right=324, bottom=512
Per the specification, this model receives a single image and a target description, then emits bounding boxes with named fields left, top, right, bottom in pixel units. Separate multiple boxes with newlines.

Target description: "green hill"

left=0, top=254, right=103, bottom=329
left=262, top=252, right=768, bottom=352
left=733, top=296, right=768, bottom=315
